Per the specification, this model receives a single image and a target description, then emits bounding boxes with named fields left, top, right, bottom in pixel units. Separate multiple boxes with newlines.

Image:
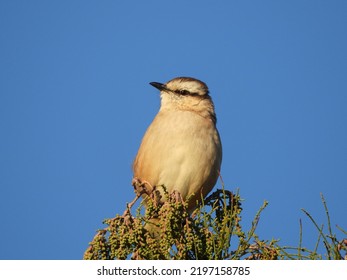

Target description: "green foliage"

left=279, top=193, right=347, bottom=260
left=83, top=189, right=346, bottom=260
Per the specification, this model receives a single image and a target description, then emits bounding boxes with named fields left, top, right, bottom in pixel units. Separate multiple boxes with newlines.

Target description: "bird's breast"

left=133, top=110, right=222, bottom=201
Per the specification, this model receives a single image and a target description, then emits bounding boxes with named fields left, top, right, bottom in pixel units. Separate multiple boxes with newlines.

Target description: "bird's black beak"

left=149, top=82, right=166, bottom=91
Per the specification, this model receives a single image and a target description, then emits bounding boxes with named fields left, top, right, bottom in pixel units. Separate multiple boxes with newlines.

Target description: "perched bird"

left=132, top=77, right=222, bottom=213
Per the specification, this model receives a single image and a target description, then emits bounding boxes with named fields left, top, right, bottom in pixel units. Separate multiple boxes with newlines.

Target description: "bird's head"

left=149, top=77, right=216, bottom=122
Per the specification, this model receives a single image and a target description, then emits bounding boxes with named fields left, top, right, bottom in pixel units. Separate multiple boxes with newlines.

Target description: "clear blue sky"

left=1, top=1, right=346, bottom=259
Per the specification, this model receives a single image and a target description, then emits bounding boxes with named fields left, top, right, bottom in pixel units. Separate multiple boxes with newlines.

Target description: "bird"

left=132, top=77, right=222, bottom=214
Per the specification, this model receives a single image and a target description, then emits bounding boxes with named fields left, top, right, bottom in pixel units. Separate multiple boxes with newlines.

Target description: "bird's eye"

left=178, top=90, right=190, bottom=95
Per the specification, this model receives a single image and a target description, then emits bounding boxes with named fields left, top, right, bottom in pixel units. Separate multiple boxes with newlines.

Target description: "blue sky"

left=1, top=1, right=346, bottom=259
